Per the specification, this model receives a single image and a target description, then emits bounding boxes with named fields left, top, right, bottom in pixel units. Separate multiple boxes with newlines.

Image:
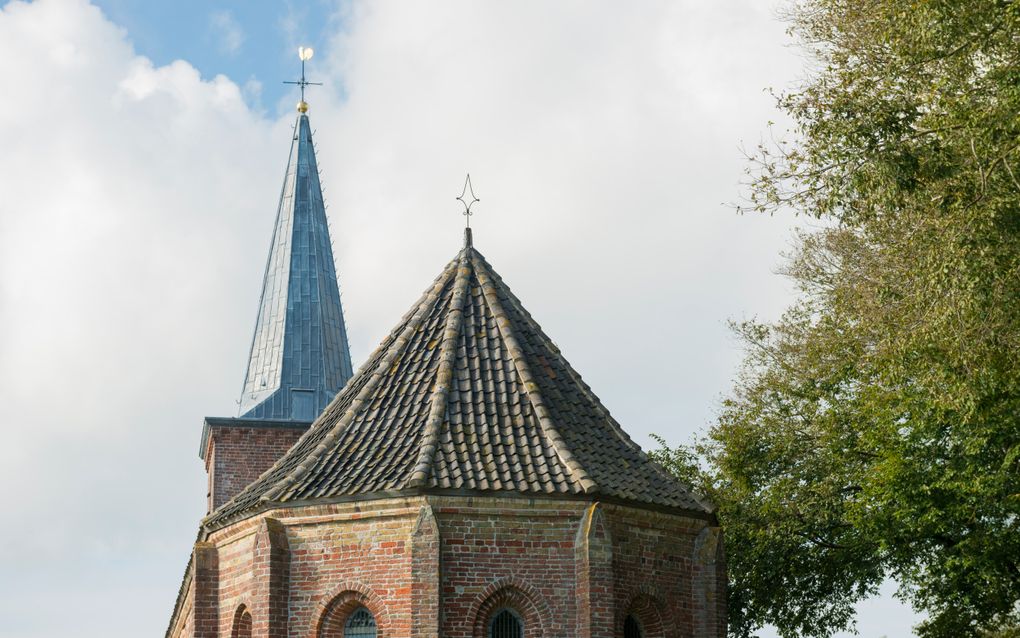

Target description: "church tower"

left=199, top=53, right=354, bottom=512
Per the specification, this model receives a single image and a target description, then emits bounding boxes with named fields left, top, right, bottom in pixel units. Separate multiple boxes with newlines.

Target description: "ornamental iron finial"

left=284, top=46, right=323, bottom=112
left=457, top=174, right=480, bottom=229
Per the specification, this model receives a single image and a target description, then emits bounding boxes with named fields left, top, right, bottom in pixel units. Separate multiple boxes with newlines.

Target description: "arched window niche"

left=620, top=592, right=667, bottom=638
left=623, top=614, right=644, bottom=638
left=343, top=606, right=377, bottom=638
left=316, top=587, right=386, bottom=638
left=471, top=579, right=550, bottom=638
left=231, top=604, right=252, bottom=638
left=489, top=608, right=524, bottom=638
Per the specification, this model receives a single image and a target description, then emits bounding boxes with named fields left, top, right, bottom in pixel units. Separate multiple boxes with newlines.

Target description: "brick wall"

left=605, top=504, right=724, bottom=638
left=172, top=496, right=722, bottom=638
left=212, top=523, right=256, bottom=638
left=204, top=426, right=305, bottom=512
left=285, top=502, right=417, bottom=637
left=433, top=497, right=582, bottom=638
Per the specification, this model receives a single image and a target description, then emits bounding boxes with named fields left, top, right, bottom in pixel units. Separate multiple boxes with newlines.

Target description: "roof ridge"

left=260, top=258, right=460, bottom=503
left=472, top=252, right=598, bottom=494
left=407, top=250, right=472, bottom=488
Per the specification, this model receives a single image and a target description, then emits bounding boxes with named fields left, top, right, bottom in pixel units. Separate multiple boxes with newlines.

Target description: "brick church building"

left=166, top=96, right=726, bottom=638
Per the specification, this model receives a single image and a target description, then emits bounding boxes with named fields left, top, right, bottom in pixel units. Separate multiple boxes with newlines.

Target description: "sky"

left=0, top=1, right=918, bottom=636
left=90, top=0, right=343, bottom=112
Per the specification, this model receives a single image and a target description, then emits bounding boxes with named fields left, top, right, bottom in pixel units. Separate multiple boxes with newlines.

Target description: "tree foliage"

left=652, top=1, right=1020, bottom=636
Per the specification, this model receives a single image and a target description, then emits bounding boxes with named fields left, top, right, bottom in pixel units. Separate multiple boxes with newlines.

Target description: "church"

left=166, top=53, right=726, bottom=638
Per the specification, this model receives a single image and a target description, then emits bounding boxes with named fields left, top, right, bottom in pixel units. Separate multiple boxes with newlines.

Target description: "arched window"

left=343, top=607, right=377, bottom=638
left=231, top=606, right=252, bottom=638
left=624, top=614, right=643, bottom=638
left=489, top=608, right=523, bottom=638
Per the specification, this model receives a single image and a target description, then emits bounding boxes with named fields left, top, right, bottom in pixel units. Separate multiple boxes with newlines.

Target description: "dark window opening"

left=233, top=610, right=252, bottom=638
left=343, top=607, right=376, bottom=638
left=489, top=608, right=523, bottom=638
left=624, top=614, right=643, bottom=638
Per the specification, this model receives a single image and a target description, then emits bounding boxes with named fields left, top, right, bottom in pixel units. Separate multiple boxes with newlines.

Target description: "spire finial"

left=457, top=174, right=480, bottom=230
left=284, top=46, right=323, bottom=113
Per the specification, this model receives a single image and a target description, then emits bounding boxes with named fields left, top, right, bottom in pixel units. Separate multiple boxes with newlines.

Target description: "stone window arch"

left=315, top=583, right=388, bottom=638
left=470, top=578, right=550, bottom=638
left=231, top=604, right=252, bottom=638
left=619, top=592, right=666, bottom=638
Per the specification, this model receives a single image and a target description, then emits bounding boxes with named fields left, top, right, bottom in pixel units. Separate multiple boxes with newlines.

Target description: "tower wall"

left=169, top=496, right=724, bottom=638
left=202, top=420, right=309, bottom=512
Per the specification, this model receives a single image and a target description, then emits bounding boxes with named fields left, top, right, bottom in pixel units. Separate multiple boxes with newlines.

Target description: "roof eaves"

left=200, top=487, right=717, bottom=536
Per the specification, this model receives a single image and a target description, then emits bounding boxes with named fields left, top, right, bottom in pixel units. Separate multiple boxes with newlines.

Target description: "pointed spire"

left=237, top=111, right=354, bottom=420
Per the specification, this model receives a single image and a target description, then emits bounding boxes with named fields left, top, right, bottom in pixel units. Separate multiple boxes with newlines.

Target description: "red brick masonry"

left=204, top=425, right=306, bottom=513
left=168, top=496, right=725, bottom=638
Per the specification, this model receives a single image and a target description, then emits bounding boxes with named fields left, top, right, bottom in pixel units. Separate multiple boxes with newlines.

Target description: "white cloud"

left=0, top=1, right=280, bottom=634
left=0, top=0, right=920, bottom=636
left=242, top=75, right=264, bottom=106
left=209, top=9, right=243, bottom=55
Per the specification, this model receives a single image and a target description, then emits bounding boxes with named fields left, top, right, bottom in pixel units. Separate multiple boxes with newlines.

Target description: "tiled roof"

left=205, top=230, right=709, bottom=529
left=237, top=113, right=354, bottom=420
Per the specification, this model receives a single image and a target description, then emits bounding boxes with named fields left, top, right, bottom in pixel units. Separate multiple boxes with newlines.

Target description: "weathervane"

left=457, top=174, right=480, bottom=228
left=284, top=46, right=323, bottom=113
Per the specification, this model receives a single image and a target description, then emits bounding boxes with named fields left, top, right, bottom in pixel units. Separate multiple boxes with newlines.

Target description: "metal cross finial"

left=457, top=174, right=480, bottom=228
left=284, top=46, right=323, bottom=111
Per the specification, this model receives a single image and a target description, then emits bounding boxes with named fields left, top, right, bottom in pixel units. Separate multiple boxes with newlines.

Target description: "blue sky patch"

left=93, top=0, right=341, bottom=113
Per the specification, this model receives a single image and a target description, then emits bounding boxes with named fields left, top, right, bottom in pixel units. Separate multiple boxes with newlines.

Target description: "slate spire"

left=237, top=112, right=354, bottom=420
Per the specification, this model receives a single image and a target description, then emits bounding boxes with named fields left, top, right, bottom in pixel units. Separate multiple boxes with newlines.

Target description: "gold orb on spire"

left=297, top=101, right=309, bottom=113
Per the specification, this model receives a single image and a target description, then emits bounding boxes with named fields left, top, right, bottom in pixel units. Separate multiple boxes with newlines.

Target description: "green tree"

left=652, top=1, right=1020, bottom=636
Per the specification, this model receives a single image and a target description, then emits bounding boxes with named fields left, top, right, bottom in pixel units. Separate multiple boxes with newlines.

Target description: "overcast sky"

left=0, top=1, right=917, bottom=636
